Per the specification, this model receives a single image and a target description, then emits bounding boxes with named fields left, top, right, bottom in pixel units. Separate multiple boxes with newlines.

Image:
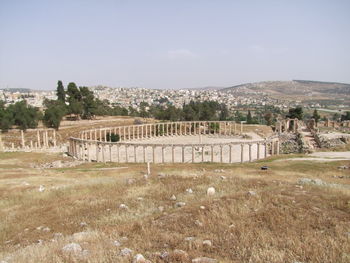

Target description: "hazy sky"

left=1, top=0, right=350, bottom=90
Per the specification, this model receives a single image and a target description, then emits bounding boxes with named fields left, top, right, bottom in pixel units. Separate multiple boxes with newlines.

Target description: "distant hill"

left=219, top=80, right=350, bottom=100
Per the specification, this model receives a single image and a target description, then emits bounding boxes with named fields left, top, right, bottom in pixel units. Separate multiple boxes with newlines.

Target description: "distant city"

left=0, top=85, right=332, bottom=112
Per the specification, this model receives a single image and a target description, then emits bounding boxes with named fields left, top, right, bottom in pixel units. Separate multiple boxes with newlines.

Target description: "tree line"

left=1, top=80, right=350, bottom=132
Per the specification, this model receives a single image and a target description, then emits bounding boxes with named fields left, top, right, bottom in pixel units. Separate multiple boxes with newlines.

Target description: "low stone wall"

left=68, top=121, right=280, bottom=163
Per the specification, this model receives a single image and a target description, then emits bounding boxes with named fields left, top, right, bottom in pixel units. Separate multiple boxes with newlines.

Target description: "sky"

left=0, top=0, right=350, bottom=90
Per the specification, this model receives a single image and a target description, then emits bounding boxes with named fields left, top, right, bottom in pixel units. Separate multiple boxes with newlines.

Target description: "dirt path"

left=278, top=151, right=350, bottom=162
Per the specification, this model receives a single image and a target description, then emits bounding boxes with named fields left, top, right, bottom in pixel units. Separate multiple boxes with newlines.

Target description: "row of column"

left=69, top=139, right=279, bottom=163
left=80, top=121, right=245, bottom=142
left=0, top=129, right=57, bottom=150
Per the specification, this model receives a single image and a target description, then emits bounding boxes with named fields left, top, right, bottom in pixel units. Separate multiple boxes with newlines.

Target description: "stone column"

left=220, top=145, right=223, bottom=163
left=192, top=146, right=195, bottom=163
left=264, top=142, right=268, bottom=158
left=141, top=125, right=144, bottom=139
left=133, top=126, right=135, bottom=140
left=0, top=132, right=3, bottom=151
left=240, top=122, right=243, bottom=134
left=240, top=144, right=244, bottom=163
left=109, top=145, right=112, bottom=162
left=37, top=130, right=41, bottom=148
left=123, top=126, right=126, bottom=140
left=276, top=140, right=280, bottom=155
left=182, top=146, right=185, bottom=163
left=271, top=142, right=275, bottom=155
left=229, top=145, right=232, bottom=163
left=143, top=146, right=146, bottom=163
left=125, top=146, right=129, bottom=163
left=202, top=146, right=205, bottom=162
left=211, top=145, right=214, bottom=162
left=117, top=145, right=120, bottom=163
left=162, top=123, right=165, bottom=136
left=248, top=144, right=252, bottom=162
left=102, top=144, right=106, bottom=163
left=128, top=126, right=131, bottom=140
left=134, top=145, right=137, bottom=163
left=87, top=143, right=91, bottom=162
left=172, top=145, right=175, bottom=163
left=94, top=129, right=97, bottom=140
left=21, top=130, right=25, bottom=148
left=152, top=146, right=155, bottom=163
left=53, top=130, right=57, bottom=147
left=257, top=143, right=260, bottom=160
left=162, top=146, right=165, bottom=163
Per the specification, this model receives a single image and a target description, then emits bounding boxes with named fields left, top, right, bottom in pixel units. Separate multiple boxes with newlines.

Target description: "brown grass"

left=0, top=153, right=349, bottom=262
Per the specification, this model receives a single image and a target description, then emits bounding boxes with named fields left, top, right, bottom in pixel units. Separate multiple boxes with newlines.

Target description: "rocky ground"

left=0, top=151, right=349, bottom=262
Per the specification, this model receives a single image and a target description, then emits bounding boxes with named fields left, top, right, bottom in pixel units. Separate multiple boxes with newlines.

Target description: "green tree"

left=56, top=80, right=65, bottom=102
left=0, top=101, right=14, bottom=132
left=341, top=111, right=350, bottom=121
left=66, top=82, right=83, bottom=117
left=264, top=112, right=273, bottom=126
left=43, top=100, right=67, bottom=130
left=7, top=101, right=41, bottom=131
left=286, top=106, right=303, bottom=120
left=80, top=86, right=97, bottom=119
left=246, top=110, right=253, bottom=124
left=312, top=109, right=321, bottom=124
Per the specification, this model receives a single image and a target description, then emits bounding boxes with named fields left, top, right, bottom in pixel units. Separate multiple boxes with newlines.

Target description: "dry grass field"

left=0, top=152, right=349, bottom=262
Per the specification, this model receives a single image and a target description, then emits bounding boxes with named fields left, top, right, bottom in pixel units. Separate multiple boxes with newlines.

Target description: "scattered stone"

left=21, top=181, right=30, bottom=186
left=53, top=233, right=63, bottom=240
left=36, top=226, right=44, bottom=231
left=127, top=178, right=136, bottom=185
left=133, top=254, right=151, bottom=263
left=73, top=231, right=91, bottom=241
left=202, top=240, right=212, bottom=247
left=137, top=197, right=144, bottom=201
left=247, top=190, right=257, bottom=196
left=62, top=243, right=83, bottom=256
left=80, top=222, right=88, bottom=227
left=192, top=257, right=218, bottom=263
left=143, top=174, right=149, bottom=180
left=186, top=188, right=193, bottom=194
left=158, top=206, right=165, bottom=212
left=184, top=237, right=195, bottom=242
left=170, top=195, right=177, bottom=201
left=220, top=176, right=226, bottom=180
left=175, top=202, right=186, bottom=208
left=37, top=239, right=44, bottom=245
left=172, top=249, right=189, bottom=261
left=207, top=187, right=216, bottom=196
left=158, top=173, right=167, bottom=178
left=120, top=236, right=129, bottom=242
left=298, top=178, right=325, bottom=186
left=199, top=206, right=206, bottom=210
left=160, top=251, right=169, bottom=260
left=195, top=220, right=203, bottom=227
left=42, top=227, right=51, bottom=232
left=51, top=160, right=62, bottom=168
left=119, top=204, right=129, bottom=210
left=338, top=165, right=349, bottom=170
left=113, top=240, right=121, bottom=247
left=120, top=247, right=133, bottom=257
left=38, top=185, right=45, bottom=192
left=214, top=169, right=224, bottom=173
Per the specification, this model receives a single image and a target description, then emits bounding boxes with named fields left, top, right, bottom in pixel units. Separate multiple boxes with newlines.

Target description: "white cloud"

left=167, top=49, right=197, bottom=59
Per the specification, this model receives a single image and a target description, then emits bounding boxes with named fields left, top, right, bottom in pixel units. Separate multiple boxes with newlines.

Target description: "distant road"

left=317, top=108, right=345, bottom=113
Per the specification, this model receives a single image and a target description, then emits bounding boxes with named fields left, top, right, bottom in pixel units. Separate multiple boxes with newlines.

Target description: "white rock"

left=184, top=237, right=195, bottom=242
left=203, top=240, right=212, bottom=247
left=119, top=204, right=129, bottom=210
left=195, top=220, right=203, bottom=227
left=113, top=240, right=121, bottom=247
left=38, top=185, right=45, bottom=192
left=42, top=227, right=50, bottom=232
left=158, top=206, right=165, bottom=212
left=80, top=222, right=88, bottom=227
left=170, top=195, right=177, bottom=201
left=62, top=243, right=83, bottom=256
left=133, top=254, right=146, bottom=263
left=207, top=187, right=215, bottom=196
left=127, top=178, right=136, bottom=185
left=175, top=202, right=186, bottom=208
left=192, top=257, right=217, bottom=263
left=186, top=188, right=193, bottom=194
left=36, top=226, right=44, bottom=231
left=200, top=206, right=206, bottom=210
left=53, top=233, right=63, bottom=239
left=247, top=190, right=257, bottom=196
left=73, top=231, right=91, bottom=241
left=137, top=197, right=144, bottom=201
left=120, top=247, right=133, bottom=257
left=220, top=176, right=226, bottom=180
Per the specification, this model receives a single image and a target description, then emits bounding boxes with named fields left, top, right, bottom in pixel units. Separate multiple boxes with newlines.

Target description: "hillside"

left=220, top=80, right=350, bottom=100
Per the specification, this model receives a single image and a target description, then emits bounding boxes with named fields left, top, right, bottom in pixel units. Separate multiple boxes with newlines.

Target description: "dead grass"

left=0, top=153, right=349, bottom=262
